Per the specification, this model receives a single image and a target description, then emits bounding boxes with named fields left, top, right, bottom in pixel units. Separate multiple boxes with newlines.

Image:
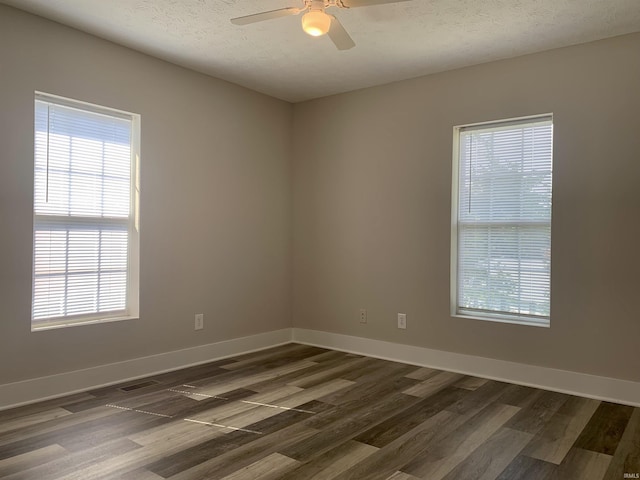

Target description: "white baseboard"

left=292, top=328, right=640, bottom=407
left=0, top=328, right=292, bottom=411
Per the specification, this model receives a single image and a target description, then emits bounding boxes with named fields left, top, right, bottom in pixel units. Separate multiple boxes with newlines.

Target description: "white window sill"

left=31, top=314, right=139, bottom=332
left=452, top=313, right=550, bottom=328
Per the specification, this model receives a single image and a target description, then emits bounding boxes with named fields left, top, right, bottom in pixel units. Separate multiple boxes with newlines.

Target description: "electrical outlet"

left=359, top=309, right=367, bottom=324
left=195, top=313, right=204, bottom=330
left=397, top=313, right=407, bottom=329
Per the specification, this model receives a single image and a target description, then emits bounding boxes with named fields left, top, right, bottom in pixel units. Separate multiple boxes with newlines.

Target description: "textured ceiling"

left=2, top=0, right=640, bottom=102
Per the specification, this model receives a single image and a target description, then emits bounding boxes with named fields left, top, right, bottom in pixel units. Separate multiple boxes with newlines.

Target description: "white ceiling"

left=2, top=0, right=640, bottom=102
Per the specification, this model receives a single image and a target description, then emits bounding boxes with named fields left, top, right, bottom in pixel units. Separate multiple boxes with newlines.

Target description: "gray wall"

left=0, top=5, right=293, bottom=384
left=292, top=33, right=640, bottom=382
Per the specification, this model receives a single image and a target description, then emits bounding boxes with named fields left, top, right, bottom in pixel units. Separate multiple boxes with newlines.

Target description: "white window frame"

left=450, top=114, right=553, bottom=327
left=31, top=92, right=140, bottom=331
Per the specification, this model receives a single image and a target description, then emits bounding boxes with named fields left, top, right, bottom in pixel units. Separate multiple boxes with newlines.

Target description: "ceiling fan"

left=231, top=0, right=410, bottom=50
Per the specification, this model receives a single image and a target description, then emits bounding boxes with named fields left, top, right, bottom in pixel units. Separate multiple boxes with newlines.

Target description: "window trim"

left=31, top=92, right=141, bottom=331
left=450, top=113, right=552, bottom=328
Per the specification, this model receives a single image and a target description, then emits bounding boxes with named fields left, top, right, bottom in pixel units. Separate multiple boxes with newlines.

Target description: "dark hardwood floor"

left=0, top=344, right=638, bottom=479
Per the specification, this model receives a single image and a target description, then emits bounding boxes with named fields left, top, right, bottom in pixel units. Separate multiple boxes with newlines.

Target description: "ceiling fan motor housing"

left=308, top=0, right=326, bottom=12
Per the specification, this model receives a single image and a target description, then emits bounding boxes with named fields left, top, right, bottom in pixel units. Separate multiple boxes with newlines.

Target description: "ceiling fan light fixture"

left=302, top=10, right=331, bottom=37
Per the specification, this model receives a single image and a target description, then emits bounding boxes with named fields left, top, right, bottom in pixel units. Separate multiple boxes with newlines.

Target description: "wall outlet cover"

left=195, top=313, right=204, bottom=330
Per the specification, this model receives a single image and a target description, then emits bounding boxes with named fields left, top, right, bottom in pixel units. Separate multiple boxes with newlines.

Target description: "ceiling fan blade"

left=231, top=7, right=302, bottom=26
left=340, top=0, right=411, bottom=7
left=328, top=15, right=355, bottom=50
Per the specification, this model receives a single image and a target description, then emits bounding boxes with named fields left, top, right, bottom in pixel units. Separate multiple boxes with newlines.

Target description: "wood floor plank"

left=2, top=438, right=141, bottom=480
left=166, top=422, right=317, bottom=480
left=148, top=408, right=314, bottom=478
left=495, top=455, right=557, bottom=480
left=330, top=410, right=461, bottom=480
left=196, top=379, right=351, bottom=433
left=317, top=375, right=416, bottom=408
left=220, top=345, right=327, bottom=371
left=0, top=444, right=67, bottom=478
left=219, top=344, right=316, bottom=369
left=0, top=405, right=124, bottom=458
left=522, top=396, right=600, bottom=464
left=143, top=358, right=239, bottom=384
left=196, top=360, right=319, bottom=398
left=402, top=371, right=465, bottom=398
left=64, top=381, right=180, bottom=413
left=287, top=356, right=372, bottom=389
left=157, top=388, right=256, bottom=422
left=547, top=447, right=612, bottom=480
left=115, top=469, right=165, bottom=480
left=182, top=385, right=304, bottom=424
left=445, top=379, right=510, bottom=416
left=52, top=424, right=225, bottom=480
left=307, top=378, right=418, bottom=432
left=161, top=361, right=305, bottom=400
left=53, top=409, right=172, bottom=452
left=239, top=356, right=355, bottom=393
left=278, top=440, right=378, bottom=480
left=0, top=408, right=72, bottom=435
left=574, top=401, right=634, bottom=455
left=337, top=358, right=404, bottom=382
left=400, top=403, right=521, bottom=479
left=440, top=427, right=533, bottom=480
left=603, top=407, right=640, bottom=480
left=354, top=386, right=466, bottom=448
left=131, top=387, right=255, bottom=418
left=128, top=416, right=226, bottom=447
left=404, top=366, right=440, bottom=381
left=505, top=390, right=570, bottom=434
left=0, top=404, right=119, bottom=448
left=281, top=391, right=418, bottom=463
left=142, top=361, right=252, bottom=395
left=454, top=375, right=490, bottom=391
left=0, top=393, right=96, bottom=423
left=253, top=379, right=352, bottom=410
left=104, top=389, right=189, bottom=412
left=385, top=472, right=421, bottom=480
left=303, top=350, right=358, bottom=363
left=217, top=452, right=299, bottom=480
left=495, top=384, right=543, bottom=408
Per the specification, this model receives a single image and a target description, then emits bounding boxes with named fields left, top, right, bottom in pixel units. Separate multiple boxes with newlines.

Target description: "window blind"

left=456, top=116, right=553, bottom=324
left=32, top=96, right=134, bottom=327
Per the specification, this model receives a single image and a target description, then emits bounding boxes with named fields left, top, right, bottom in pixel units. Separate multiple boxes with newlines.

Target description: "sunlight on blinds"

left=33, top=98, right=133, bottom=324
left=456, top=117, right=553, bottom=323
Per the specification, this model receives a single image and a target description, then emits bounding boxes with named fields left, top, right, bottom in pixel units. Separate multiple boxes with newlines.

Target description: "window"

left=32, top=93, right=140, bottom=330
left=451, top=115, right=553, bottom=326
